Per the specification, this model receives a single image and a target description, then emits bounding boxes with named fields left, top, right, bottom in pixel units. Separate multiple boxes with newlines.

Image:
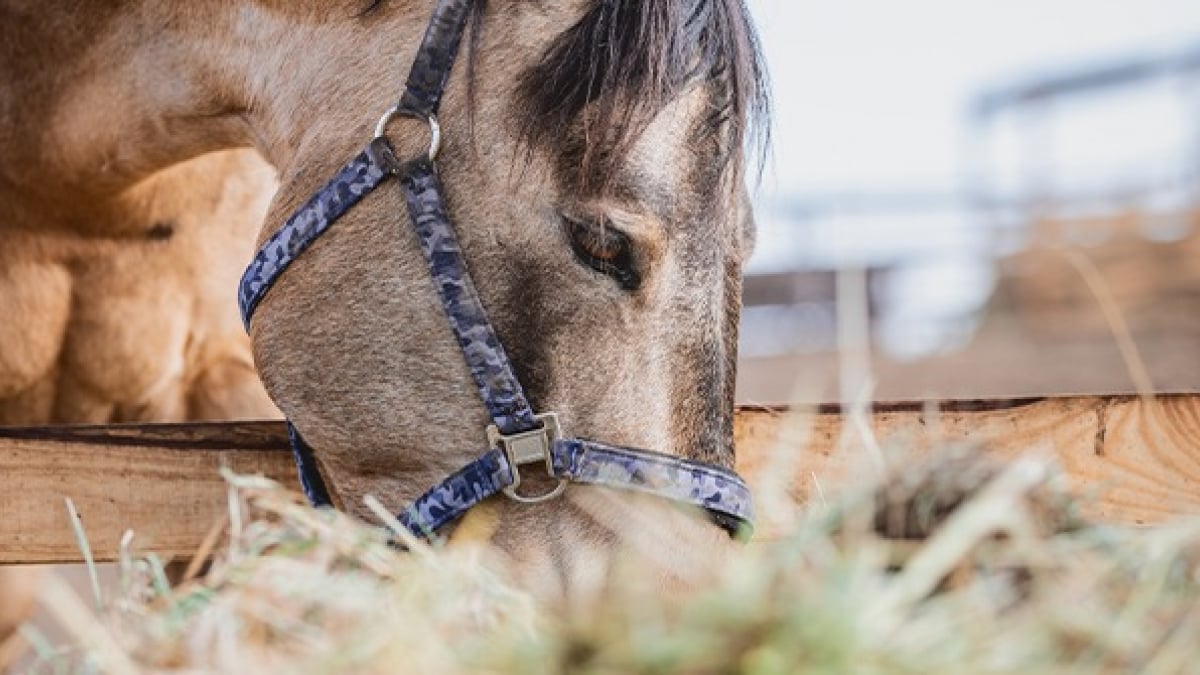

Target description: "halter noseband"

left=237, top=0, right=755, bottom=540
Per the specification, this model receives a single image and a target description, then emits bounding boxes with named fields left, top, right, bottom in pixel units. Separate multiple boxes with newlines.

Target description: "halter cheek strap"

left=237, top=0, right=755, bottom=540
left=395, top=155, right=538, bottom=436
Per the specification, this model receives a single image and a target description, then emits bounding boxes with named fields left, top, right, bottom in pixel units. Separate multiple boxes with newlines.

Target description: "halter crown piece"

left=238, top=0, right=755, bottom=539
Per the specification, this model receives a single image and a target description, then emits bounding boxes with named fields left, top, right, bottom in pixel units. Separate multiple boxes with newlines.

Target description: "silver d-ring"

left=373, top=105, right=441, bottom=162
left=503, top=478, right=568, bottom=504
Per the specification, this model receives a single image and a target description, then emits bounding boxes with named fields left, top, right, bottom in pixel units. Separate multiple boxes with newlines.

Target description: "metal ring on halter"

left=374, top=105, right=441, bottom=162
left=505, top=478, right=568, bottom=504
left=487, top=413, right=569, bottom=504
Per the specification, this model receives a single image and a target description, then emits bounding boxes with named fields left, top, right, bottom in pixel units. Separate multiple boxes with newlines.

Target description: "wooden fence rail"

left=3, top=395, right=1199, bottom=564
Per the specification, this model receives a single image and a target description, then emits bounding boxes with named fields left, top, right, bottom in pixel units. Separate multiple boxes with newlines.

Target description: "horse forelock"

left=503, top=0, right=769, bottom=197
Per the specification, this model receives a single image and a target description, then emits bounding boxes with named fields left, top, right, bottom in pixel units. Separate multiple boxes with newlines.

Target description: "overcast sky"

left=740, top=1, right=1200, bottom=356
left=746, top=0, right=1200, bottom=195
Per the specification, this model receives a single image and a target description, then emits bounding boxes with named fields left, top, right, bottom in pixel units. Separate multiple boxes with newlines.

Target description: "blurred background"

left=737, top=0, right=1200, bottom=403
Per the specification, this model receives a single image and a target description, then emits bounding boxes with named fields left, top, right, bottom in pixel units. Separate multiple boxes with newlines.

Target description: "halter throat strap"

left=237, top=0, right=755, bottom=540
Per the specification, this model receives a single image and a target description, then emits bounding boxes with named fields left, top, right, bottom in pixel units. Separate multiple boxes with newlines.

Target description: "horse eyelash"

left=563, top=217, right=641, bottom=291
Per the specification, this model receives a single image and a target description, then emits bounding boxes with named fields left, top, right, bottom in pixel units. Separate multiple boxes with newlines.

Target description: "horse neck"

left=0, top=3, right=322, bottom=227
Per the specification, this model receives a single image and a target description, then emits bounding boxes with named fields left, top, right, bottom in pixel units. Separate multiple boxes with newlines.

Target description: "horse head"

left=5, top=0, right=766, bottom=601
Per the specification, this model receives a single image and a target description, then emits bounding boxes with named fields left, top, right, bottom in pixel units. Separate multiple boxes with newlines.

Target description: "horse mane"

left=508, top=0, right=769, bottom=194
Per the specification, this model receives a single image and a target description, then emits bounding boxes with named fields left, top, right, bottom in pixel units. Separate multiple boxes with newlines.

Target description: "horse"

left=2, top=0, right=767, bottom=603
left=0, top=148, right=282, bottom=666
left=0, top=149, right=279, bottom=424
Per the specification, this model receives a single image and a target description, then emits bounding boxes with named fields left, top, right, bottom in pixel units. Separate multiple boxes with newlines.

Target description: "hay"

left=24, top=455, right=1200, bottom=674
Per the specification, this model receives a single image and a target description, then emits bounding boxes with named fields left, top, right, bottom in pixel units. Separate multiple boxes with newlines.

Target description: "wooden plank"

left=735, top=395, right=1200, bottom=537
left=1001, top=209, right=1200, bottom=338
left=742, top=269, right=884, bottom=312
left=0, top=423, right=294, bottom=564
left=3, top=395, right=1200, bottom=563
left=737, top=328, right=1200, bottom=402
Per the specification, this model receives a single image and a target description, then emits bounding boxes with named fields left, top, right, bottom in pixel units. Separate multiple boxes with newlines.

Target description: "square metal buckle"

left=486, top=412, right=567, bottom=503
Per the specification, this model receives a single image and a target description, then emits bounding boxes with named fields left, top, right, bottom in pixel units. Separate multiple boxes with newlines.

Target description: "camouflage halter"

left=238, top=0, right=755, bottom=540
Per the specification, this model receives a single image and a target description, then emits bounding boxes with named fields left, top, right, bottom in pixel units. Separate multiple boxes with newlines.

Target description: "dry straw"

left=18, top=446, right=1200, bottom=674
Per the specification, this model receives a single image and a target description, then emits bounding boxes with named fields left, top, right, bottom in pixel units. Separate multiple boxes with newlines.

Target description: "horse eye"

left=564, top=217, right=640, bottom=290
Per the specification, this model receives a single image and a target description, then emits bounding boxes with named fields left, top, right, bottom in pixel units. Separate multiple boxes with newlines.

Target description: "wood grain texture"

left=0, top=422, right=293, bottom=564
left=3, top=395, right=1200, bottom=562
left=735, top=395, right=1200, bottom=538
